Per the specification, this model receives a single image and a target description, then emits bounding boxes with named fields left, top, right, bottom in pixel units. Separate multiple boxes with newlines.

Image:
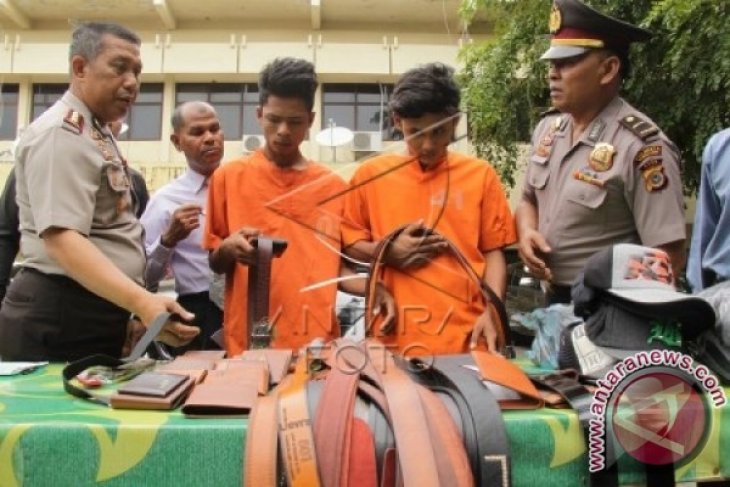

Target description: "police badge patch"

left=642, top=164, right=668, bottom=192
left=589, top=143, right=615, bottom=172
left=634, top=145, right=662, bottom=166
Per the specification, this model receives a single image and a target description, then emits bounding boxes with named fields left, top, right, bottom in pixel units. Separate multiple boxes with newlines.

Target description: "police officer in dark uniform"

left=0, top=22, right=198, bottom=361
left=516, top=0, right=686, bottom=305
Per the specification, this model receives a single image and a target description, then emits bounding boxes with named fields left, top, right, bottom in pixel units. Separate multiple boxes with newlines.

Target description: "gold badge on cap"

left=549, top=4, right=562, bottom=34
left=589, top=143, right=616, bottom=172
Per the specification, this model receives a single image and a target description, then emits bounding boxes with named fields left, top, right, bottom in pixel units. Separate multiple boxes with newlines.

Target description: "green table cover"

left=1, top=364, right=728, bottom=486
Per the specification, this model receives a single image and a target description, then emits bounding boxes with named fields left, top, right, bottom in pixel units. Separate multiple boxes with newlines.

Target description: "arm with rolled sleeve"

left=341, top=165, right=377, bottom=262
left=479, top=163, right=517, bottom=299
left=140, top=195, right=173, bottom=291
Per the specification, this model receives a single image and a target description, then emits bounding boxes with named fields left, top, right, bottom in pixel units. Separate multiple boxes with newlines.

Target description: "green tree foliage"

left=459, top=0, right=730, bottom=194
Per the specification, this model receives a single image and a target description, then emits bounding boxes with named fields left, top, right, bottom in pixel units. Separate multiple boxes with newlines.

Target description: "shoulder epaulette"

left=619, top=114, right=659, bottom=141
left=62, top=110, right=84, bottom=135
left=540, top=107, right=560, bottom=118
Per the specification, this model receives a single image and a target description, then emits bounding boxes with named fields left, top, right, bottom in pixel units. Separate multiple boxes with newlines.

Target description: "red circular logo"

left=611, top=371, right=709, bottom=466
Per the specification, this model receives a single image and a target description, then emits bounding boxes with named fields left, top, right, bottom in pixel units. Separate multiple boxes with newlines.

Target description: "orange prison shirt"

left=204, top=151, right=347, bottom=355
left=342, top=152, right=516, bottom=355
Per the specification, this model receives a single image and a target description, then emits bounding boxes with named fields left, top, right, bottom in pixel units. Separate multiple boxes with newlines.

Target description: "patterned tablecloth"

left=1, top=364, right=728, bottom=486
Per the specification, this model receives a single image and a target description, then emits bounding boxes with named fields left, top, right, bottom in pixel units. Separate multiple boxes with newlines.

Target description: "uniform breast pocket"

left=105, top=163, right=131, bottom=192
left=565, top=183, right=607, bottom=211
left=98, top=162, right=134, bottom=223
left=528, top=155, right=550, bottom=191
left=563, top=183, right=608, bottom=236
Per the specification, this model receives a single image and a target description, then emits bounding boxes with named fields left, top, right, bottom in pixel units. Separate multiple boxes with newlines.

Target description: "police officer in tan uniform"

left=516, top=0, right=686, bottom=305
left=0, top=22, right=199, bottom=361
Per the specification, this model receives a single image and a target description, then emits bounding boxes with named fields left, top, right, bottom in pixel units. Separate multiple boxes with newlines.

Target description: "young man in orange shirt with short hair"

left=204, top=58, right=350, bottom=356
left=342, top=63, right=516, bottom=355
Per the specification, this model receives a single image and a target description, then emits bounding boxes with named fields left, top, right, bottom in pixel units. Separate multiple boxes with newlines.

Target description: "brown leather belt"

left=246, top=339, right=482, bottom=487
left=277, top=354, right=321, bottom=486
left=247, top=237, right=274, bottom=348
left=366, top=225, right=514, bottom=357
left=244, top=385, right=281, bottom=487
left=313, top=348, right=374, bottom=487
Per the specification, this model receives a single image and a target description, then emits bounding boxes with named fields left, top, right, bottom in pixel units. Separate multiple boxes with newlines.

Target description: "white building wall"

left=0, top=26, right=487, bottom=191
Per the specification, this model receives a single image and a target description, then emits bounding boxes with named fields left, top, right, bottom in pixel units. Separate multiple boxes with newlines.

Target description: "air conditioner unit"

left=242, top=134, right=265, bottom=153
left=352, top=131, right=383, bottom=152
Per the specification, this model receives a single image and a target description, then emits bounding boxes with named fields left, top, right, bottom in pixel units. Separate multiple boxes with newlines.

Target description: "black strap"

left=406, top=355, right=511, bottom=487
left=646, top=464, right=675, bottom=487
left=62, top=312, right=172, bottom=405
left=531, top=371, right=619, bottom=487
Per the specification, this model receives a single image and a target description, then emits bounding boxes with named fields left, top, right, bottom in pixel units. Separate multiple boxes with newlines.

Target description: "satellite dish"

left=316, top=126, right=354, bottom=147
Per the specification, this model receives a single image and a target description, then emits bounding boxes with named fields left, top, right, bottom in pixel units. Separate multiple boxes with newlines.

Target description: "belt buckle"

left=250, top=319, right=272, bottom=349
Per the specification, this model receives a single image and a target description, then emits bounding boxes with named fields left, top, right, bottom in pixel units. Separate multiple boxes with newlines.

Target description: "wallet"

left=240, top=348, right=293, bottom=386
left=110, top=372, right=194, bottom=410
left=182, top=360, right=269, bottom=417
left=117, top=372, right=187, bottom=397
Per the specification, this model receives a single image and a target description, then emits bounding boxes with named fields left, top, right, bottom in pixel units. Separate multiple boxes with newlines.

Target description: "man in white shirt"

left=141, top=101, right=224, bottom=350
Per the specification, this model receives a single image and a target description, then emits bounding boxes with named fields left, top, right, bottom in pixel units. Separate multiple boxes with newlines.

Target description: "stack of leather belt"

left=244, top=339, right=526, bottom=487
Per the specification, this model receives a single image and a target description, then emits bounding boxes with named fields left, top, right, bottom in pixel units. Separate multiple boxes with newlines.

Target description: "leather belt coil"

left=366, top=225, right=514, bottom=357
left=246, top=339, right=503, bottom=487
left=408, top=354, right=511, bottom=487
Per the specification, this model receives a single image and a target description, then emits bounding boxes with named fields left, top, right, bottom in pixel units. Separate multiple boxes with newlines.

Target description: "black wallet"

left=117, top=372, right=188, bottom=398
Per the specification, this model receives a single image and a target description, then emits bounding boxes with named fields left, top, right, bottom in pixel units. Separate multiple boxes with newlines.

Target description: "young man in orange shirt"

left=204, top=58, right=352, bottom=356
left=342, top=63, right=516, bottom=355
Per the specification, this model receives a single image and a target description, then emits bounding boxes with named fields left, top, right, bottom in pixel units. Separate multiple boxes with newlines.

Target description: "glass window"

left=175, top=83, right=261, bottom=138
left=118, top=83, right=163, bottom=141
left=0, top=84, right=19, bottom=140
left=31, top=83, right=66, bottom=120
left=321, top=83, right=396, bottom=140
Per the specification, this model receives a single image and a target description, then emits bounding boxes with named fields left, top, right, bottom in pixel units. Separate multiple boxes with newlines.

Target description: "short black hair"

left=597, top=47, right=631, bottom=80
left=613, top=49, right=631, bottom=79
left=389, top=62, right=460, bottom=118
left=259, top=57, right=318, bottom=112
left=69, top=22, right=140, bottom=62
